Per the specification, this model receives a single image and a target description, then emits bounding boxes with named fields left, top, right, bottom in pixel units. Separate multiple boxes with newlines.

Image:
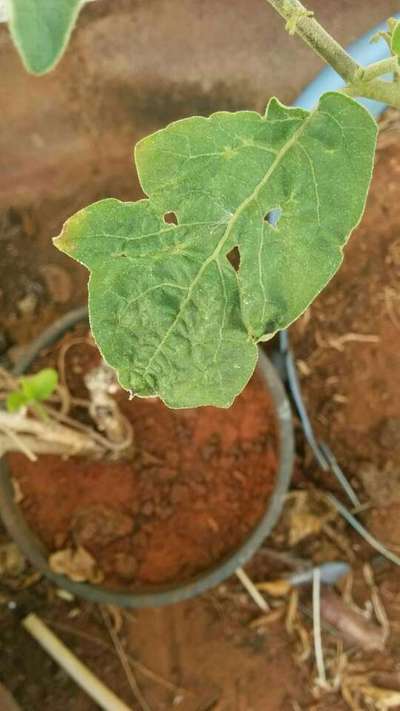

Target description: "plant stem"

left=342, top=78, right=400, bottom=109
left=265, top=0, right=360, bottom=83
left=0, top=410, right=102, bottom=457
left=361, top=56, right=399, bottom=81
left=265, top=0, right=400, bottom=109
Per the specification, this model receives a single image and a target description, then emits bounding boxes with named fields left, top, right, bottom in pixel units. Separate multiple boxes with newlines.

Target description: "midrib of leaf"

left=296, top=141, right=321, bottom=225
left=131, top=109, right=315, bottom=380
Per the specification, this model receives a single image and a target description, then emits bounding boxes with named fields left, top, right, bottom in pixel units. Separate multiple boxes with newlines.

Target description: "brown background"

left=0, top=0, right=398, bottom=207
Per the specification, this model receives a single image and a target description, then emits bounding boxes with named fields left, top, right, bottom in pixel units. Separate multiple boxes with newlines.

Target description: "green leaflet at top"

left=55, top=92, right=377, bottom=408
left=391, top=21, right=400, bottom=56
left=7, top=0, right=84, bottom=74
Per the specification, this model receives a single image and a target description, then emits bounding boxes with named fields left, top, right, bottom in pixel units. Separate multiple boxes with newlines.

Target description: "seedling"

left=6, top=368, right=58, bottom=418
left=0, top=360, right=133, bottom=460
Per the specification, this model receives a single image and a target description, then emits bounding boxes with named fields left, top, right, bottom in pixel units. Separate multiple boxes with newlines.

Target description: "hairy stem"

left=265, top=0, right=360, bottom=83
left=265, top=0, right=400, bottom=109
left=343, top=78, right=400, bottom=109
left=361, top=56, right=399, bottom=81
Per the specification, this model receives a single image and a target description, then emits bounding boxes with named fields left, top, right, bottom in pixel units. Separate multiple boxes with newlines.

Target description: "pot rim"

left=0, top=306, right=293, bottom=607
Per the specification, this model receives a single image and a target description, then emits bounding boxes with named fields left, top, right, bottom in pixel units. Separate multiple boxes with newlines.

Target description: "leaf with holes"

left=54, top=92, right=376, bottom=408
left=7, top=0, right=83, bottom=75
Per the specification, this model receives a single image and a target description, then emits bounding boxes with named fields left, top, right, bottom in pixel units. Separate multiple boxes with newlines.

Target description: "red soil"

left=8, top=340, right=279, bottom=588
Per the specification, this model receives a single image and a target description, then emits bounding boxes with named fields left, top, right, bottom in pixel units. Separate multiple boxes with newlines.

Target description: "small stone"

left=17, top=293, right=37, bottom=315
left=207, top=517, right=219, bottom=532
left=71, top=505, right=134, bottom=548
left=232, top=470, right=246, bottom=484
left=0, top=542, right=25, bottom=577
left=110, top=552, right=137, bottom=581
left=11, top=477, right=24, bottom=504
left=56, top=588, right=75, bottom=602
left=378, top=418, right=400, bottom=450
left=142, top=501, right=154, bottom=516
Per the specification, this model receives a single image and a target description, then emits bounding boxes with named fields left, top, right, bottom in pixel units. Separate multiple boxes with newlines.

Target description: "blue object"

left=294, top=13, right=400, bottom=116
left=289, top=561, right=351, bottom=587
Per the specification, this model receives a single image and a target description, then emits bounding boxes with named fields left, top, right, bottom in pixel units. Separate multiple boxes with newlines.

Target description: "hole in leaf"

left=163, top=211, right=178, bottom=225
left=264, top=207, right=282, bottom=228
left=227, top=246, right=240, bottom=272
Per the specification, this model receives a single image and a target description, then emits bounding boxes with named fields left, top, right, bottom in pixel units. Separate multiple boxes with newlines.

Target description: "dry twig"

left=22, top=612, right=132, bottom=711
left=235, top=567, right=270, bottom=612
left=100, top=606, right=152, bottom=711
left=43, top=619, right=183, bottom=694
left=312, top=569, right=327, bottom=689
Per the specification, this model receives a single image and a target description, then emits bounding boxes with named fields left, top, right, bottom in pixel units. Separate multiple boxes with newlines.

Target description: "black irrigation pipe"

left=275, top=330, right=361, bottom=508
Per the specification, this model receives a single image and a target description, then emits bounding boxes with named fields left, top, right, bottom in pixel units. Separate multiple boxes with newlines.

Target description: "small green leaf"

left=20, top=368, right=58, bottom=402
left=391, top=21, right=400, bottom=56
left=55, top=92, right=377, bottom=408
left=6, top=390, right=29, bottom=413
left=7, top=0, right=83, bottom=75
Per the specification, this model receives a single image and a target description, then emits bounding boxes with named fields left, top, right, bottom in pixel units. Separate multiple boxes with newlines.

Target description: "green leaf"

left=20, top=368, right=58, bottom=402
left=6, top=390, right=29, bottom=413
left=6, top=368, right=57, bottom=415
left=391, top=21, right=400, bottom=57
left=54, top=92, right=377, bottom=408
left=7, top=0, right=83, bottom=75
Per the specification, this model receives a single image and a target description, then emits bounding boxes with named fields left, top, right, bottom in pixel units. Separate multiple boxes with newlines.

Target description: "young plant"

left=0, top=362, right=132, bottom=460
left=54, top=3, right=400, bottom=409
left=7, top=368, right=58, bottom=418
left=5, top=0, right=88, bottom=75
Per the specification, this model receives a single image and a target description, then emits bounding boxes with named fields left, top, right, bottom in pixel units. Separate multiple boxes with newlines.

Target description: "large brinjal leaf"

left=55, top=92, right=377, bottom=407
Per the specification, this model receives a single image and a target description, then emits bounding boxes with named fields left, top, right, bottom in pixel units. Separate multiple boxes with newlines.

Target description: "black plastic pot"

left=0, top=307, right=293, bottom=608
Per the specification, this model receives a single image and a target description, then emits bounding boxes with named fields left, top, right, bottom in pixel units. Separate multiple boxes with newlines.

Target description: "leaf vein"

left=139, top=108, right=316, bottom=378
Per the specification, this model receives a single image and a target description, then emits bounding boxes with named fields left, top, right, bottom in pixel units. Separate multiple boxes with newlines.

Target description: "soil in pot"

left=7, top=330, right=279, bottom=589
